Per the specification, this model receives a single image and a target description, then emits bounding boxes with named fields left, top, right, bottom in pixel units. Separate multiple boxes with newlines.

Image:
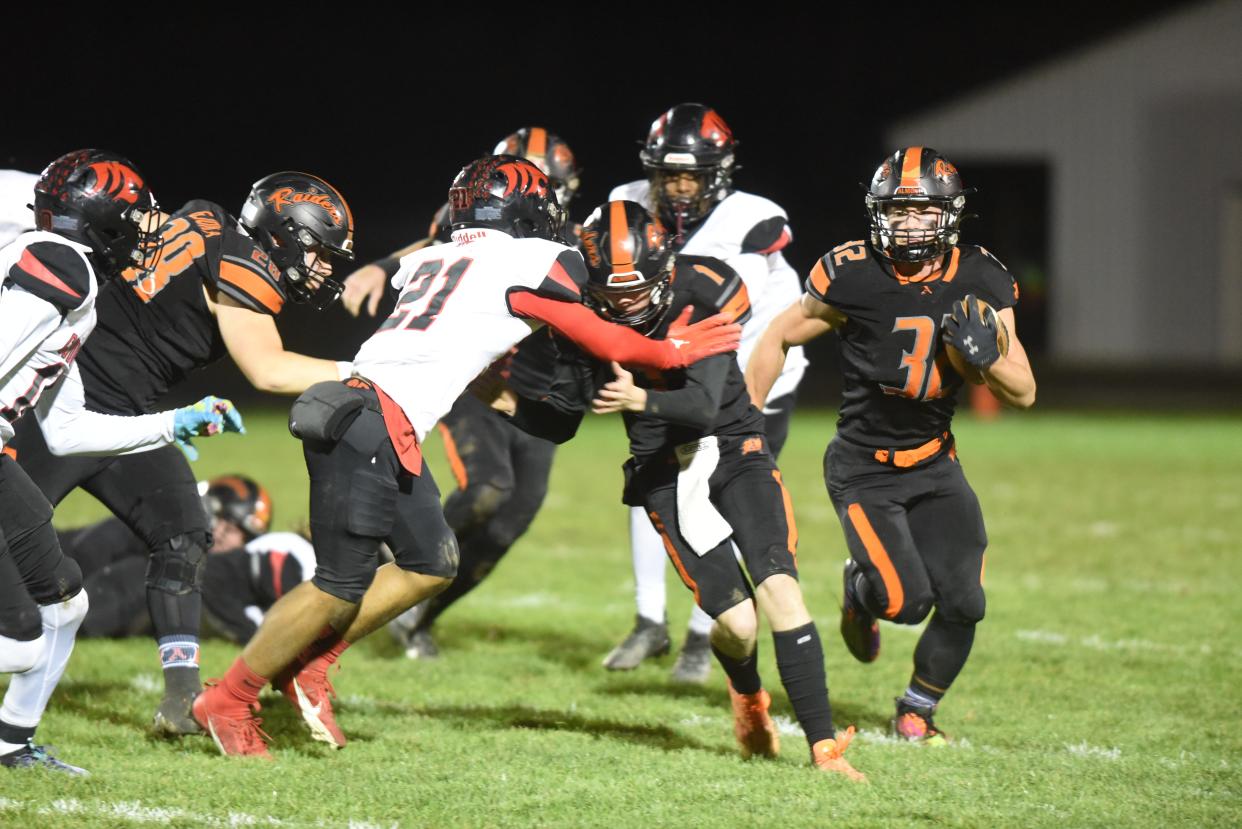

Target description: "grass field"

left=1, top=409, right=1239, bottom=828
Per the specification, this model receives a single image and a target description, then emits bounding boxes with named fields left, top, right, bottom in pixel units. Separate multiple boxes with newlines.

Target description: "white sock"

left=0, top=591, right=89, bottom=736
left=630, top=506, right=666, bottom=623
left=687, top=603, right=714, bottom=636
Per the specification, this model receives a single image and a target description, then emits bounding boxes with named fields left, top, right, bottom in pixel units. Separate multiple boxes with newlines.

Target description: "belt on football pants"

left=872, top=432, right=954, bottom=468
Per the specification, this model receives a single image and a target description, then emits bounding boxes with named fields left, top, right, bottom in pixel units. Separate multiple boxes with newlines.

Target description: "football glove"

left=173, top=396, right=245, bottom=461
left=659, top=307, right=742, bottom=369
left=942, top=294, right=1002, bottom=370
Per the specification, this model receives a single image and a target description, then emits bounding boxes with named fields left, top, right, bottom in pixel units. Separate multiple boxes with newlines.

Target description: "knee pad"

left=145, top=532, right=209, bottom=596
left=889, top=591, right=935, bottom=626
left=938, top=586, right=986, bottom=626
left=0, top=633, right=46, bottom=674
left=446, top=482, right=510, bottom=532
left=42, top=588, right=89, bottom=629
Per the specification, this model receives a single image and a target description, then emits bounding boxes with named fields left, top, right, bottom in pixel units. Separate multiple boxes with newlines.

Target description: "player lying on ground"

left=63, top=475, right=314, bottom=644
left=0, top=151, right=239, bottom=775
left=747, top=147, right=1036, bottom=743
left=191, top=155, right=742, bottom=759
left=9, top=170, right=356, bottom=737
left=490, top=200, right=863, bottom=780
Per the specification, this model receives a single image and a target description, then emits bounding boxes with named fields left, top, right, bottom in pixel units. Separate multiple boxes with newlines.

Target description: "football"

left=945, top=296, right=1009, bottom=385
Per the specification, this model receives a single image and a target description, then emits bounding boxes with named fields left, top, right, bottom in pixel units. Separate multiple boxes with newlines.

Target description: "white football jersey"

left=352, top=228, right=576, bottom=441
left=242, top=532, right=316, bottom=627
left=0, top=170, right=38, bottom=250
left=608, top=181, right=807, bottom=404
left=0, top=232, right=98, bottom=449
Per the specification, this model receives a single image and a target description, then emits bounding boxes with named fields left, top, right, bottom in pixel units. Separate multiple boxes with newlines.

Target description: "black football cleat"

left=0, top=742, right=89, bottom=776
left=670, top=630, right=713, bottom=684
left=602, top=615, right=670, bottom=670
left=840, top=559, right=881, bottom=663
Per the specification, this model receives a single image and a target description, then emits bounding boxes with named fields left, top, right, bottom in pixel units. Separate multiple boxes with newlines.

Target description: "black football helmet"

left=203, top=475, right=273, bottom=541
left=865, top=147, right=972, bottom=263
left=578, top=200, right=674, bottom=331
left=448, top=154, right=565, bottom=241
left=492, top=127, right=581, bottom=210
left=239, top=172, right=355, bottom=309
left=33, top=149, right=158, bottom=276
left=640, top=103, right=737, bottom=234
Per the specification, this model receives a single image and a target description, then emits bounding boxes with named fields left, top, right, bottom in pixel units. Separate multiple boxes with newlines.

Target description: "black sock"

left=773, top=622, right=835, bottom=747
left=0, top=720, right=36, bottom=750
left=911, top=611, right=976, bottom=700
left=711, top=643, right=762, bottom=695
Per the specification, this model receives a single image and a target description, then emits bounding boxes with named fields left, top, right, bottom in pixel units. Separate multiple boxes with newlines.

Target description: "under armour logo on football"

left=963, top=336, right=979, bottom=355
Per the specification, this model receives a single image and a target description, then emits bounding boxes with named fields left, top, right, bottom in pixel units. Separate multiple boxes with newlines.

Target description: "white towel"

left=674, top=437, right=734, bottom=556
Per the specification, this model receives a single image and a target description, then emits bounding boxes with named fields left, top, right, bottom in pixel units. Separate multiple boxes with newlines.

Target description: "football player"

left=65, top=475, right=316, bottom=644
left=190, top=155, right=741, bottom=758
left=8, top=170, right=356, bottom=736
left=747, top=148, right=1036, bottom=743
left=603, top=104, right=808, bottom=683
left=0, top=169, right=39, bottom=249
left=494, top=200, right=863, bottom=780
left=0, top=151, right=239, bottom=774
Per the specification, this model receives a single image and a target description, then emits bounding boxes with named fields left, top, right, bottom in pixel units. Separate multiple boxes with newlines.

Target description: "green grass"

left=2, top=410, right=1240, bottom=828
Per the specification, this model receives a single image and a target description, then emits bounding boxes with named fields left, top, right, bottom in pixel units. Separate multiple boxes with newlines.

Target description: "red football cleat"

left=727, top=682, right=780, bottom=760
left=811, top=726, right=867, bottom=782
left=276, top=662, right=346, bottom=749
left=192, top=683, right=272, bottom=760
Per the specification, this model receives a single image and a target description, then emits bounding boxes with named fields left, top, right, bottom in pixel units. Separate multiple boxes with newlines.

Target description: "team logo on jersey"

left=266, top=188, right=344, bottom=226
left=934, top=158, right=958, bottom=184
left=699, top=109, right=733, bottom=146
left=86, top=161, right=145, bottom=204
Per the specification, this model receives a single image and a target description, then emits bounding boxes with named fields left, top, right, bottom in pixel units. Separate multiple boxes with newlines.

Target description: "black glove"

left=943, top=294, right=1001, bottom=370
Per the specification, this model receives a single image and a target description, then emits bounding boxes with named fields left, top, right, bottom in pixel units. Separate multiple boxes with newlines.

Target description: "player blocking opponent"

left=192, top=156, right=742, bottom=758
left=747, top=147, right=1036, bottom=743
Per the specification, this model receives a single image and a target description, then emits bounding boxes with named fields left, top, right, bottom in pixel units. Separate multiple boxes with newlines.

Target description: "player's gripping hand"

left=173, top=396, right=246, bottom=461
left=942, top=294, right=1002, bottom=370
left=593, top=362, right=648, bottom=415
left=341, top=264, right=388, bottom=317
left=659, top=307, right=742, bottom=369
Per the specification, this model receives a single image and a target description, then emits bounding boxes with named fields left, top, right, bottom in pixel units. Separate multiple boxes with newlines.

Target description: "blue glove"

left=173, top=396, right=245, bottom=461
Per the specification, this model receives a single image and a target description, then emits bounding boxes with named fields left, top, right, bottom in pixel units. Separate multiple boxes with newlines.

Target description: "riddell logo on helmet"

left=86, top=161, right=144, bottom=204
left=266, top=188, right=343, bottom=226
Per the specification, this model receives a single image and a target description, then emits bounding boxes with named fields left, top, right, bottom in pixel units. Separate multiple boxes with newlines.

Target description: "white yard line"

left=0, top=798, right=397, bottom=829
left=1015, top=629, right=1214, bottom=655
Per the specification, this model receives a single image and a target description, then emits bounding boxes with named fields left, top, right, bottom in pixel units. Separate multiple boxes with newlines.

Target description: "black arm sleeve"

left=643, top=353, right=732, bottom=430
left=507, top=397, right=585, bottom=444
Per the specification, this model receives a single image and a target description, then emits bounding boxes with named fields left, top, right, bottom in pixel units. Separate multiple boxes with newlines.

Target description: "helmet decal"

left=699, top=109, right=733, bottom=146
left=265, top=187, right=344, bottom=226
left=85, top=161, right=144, bottom=204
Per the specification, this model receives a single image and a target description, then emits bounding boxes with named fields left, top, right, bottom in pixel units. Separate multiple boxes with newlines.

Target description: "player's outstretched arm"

left=980, top=307, right=1036, bottom=409
left=746, top=294, right=840, bottom=406
left=215, top=297, right=349, bottom=394
left=509, top=292, right=741, bottom=371
left=340, top=238, right=433, bottom=318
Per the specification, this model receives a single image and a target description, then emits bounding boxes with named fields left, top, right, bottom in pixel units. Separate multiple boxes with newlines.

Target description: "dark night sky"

left=1, top=3, right=1193, bottom=395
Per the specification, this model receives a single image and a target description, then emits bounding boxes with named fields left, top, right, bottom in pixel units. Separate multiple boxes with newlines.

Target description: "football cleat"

left=192, top=684, right=273, bottom=759
left=727, top=682, right=780, bottom=760
left=403, top=629, right=440, bottom=661
left=840, top=558, right=880, bottom=663
left=0, top=742, right=89, bottom=776
left=811, top=726, right=867, bottom=782
left=152, top=691, right=204, bottom=737
left=892, top=698, right=949, bottom=746
left=276, top=663, right=346, bottom=749
left=669, top=630, right=712, bottom=684
left=602, top=615, right=670, bottom=670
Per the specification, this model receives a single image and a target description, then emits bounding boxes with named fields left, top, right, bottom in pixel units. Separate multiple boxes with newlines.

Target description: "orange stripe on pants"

left=649, top=511, right=701, bottom=608
left=771, top=470, right=798, bottom=560
left=846, top=503, right=904, bottom=619
left=436, top=423, right=468, bottom=490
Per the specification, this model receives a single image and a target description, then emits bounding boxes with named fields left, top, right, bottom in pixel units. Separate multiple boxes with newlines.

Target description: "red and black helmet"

left=448, top=154, right=565, bottom=241
left=203, top=475, right=273, bottom=541
left=578, top=200, right=674, bottom=331
left=865, top=147, right=972, bottom=263
left=639, top=103, right=737, bottom=232
left=33, top=149, right=158, bottom=276
left=492, top=127, right=581, bottom=210
left=239, top=171, right=355, bottom=309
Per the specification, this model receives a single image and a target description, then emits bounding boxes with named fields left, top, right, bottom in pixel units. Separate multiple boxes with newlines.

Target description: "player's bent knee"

left=889, top=592, right=935, bottom=625
left=715, top=601, right=759, bottom=645
left=939, top=587, right=986, bottom=626
left=310, top=572, right=371, bottom=605
left=463, top=481, right=511, bottom=526
left=0, top=632, right=47, bottom=674
left=42, top=588, right=89, bottom=629
left=145, top=532, right=209, bottom=596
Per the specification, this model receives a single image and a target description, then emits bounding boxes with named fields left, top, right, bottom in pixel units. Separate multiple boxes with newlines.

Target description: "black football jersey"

left=77, top=200, right=287, bottom=415
left=806, top=242, right=1018, bottom=447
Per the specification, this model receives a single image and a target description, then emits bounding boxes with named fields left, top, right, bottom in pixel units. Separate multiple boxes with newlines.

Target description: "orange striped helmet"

left=578, top=200, right=673, bottom=331
left=865, top=147, right=972, bottom=263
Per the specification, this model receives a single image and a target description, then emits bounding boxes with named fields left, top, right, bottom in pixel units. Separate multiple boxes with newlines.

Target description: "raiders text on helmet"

left=578, top=200, right=674, bottom=331
left=33, top=149, right=159, bottom=276
left=492, top=127, right=581, bottom=210
left=239, top=172, right=355, bottom=309
left=865, top=147, right=972, bottom=263
left=448, top=154, right=565, bottom=241
left=640, top=103, right=737, bottom=233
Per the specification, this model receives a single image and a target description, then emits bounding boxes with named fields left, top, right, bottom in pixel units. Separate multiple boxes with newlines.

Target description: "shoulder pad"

left=533, top=248, right=588, bottom=303
left=215, top=229, right=286, bottom=315
left=740, top=216, right=792, bottom=254
left=177, top=200, right=231, bottom=239
left=961, top=245, right=1019, bottom=308
left=805, top=240, right=868, bottom=302
left=608, top=180, right=649, bottom=204
left=5, top=239, right=94, bottom=313
left=674, top=255, right=750, bottom=324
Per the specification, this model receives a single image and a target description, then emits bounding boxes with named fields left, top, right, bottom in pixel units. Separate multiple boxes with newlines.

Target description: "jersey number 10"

left=377, top=257, right=473, bottom=333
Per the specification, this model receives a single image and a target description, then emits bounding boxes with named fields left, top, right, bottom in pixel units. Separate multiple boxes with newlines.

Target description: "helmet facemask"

left=866, top=194, right=967, bottom=263
left=585, top=259, right=674, bottom=333
left=644, top=163, right=731, bottom=239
